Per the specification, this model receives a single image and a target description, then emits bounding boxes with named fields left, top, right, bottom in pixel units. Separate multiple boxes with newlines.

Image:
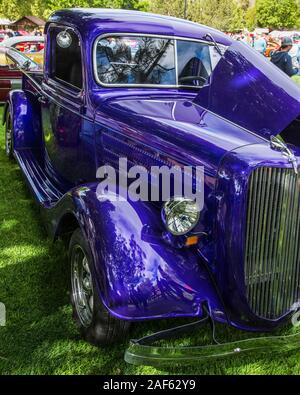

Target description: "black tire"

left=69, top=228, right=130, bottom=346
left=5, top=110, right=14, bottom=160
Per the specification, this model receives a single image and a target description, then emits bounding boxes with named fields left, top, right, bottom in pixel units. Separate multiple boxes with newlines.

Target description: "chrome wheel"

left=5, top=114, right=12, bottom=157
left=71, top=245, right=94, bottom=328
left=69, top=228, right=130, bottom=345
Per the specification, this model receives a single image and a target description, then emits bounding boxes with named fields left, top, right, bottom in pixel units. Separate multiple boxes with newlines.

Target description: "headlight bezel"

left=161, top=197, right=200, bottom=236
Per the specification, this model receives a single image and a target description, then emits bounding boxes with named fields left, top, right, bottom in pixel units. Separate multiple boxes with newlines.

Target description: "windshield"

left=94, top=35, right=224, bottom=87
left=0, top=46, right=39, bottom=70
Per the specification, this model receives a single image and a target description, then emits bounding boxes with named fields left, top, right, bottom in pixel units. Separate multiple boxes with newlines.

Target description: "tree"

left=102, top=0, right=148, bottom=10
left=187, top=0, right=245, bottom=32
left=240, top=0, right=250, bottom=11
left=245, top=6, right=256, bottom=30
left=229, top=3, right=245, bottom=31
left=0, top=0, right=29, bottom=20
left=256, top=0, right=299, bottom=29
left=2, top=0, right=300, bottom=32
left=149, top=0, right=185, bottom=18
left=150, top=0, right=246, bottom=31
left=0, top=0, right=149, bottom=20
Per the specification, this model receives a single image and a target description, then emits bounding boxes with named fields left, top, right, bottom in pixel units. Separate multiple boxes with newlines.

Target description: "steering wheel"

left=178, top=75, right=207, bottom=84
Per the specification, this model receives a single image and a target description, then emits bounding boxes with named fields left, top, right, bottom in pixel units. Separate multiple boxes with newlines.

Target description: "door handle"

left=38, top=95, right=48, bottom=104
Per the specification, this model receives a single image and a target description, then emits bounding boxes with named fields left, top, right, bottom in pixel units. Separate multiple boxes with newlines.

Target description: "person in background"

left=239, top=34, right=249, bottom=44
left=297, top=44, right=300, bottom=69
left=254, top=33, right=267, bottom=55
left=33, top=28, right=42, bottom=36
left=3, top=31, right=12, bottom=39
left=271, top=37, right=298, bottom=77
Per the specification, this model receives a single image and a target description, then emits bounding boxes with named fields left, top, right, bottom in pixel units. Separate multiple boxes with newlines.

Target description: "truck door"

left=40, top=26, right=94, bottom=185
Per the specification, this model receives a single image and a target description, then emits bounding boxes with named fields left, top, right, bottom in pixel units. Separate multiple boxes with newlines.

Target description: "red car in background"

left=1, top=36, right=45, bottom=52
left=0, top=46, right=40, bottom=103
left=0, top=36, right=45, bottom=65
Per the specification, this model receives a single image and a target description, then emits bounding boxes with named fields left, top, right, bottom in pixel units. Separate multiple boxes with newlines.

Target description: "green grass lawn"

left=292, top=75, right=300, bottom=85
left=0, top=107, right=299, bottom=375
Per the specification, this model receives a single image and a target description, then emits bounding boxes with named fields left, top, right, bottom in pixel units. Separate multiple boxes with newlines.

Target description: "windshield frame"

left=93, top=33, right=227, bottom=89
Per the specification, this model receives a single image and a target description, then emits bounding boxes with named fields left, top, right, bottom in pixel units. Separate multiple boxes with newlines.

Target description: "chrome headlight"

left=161, top=198, right=200, bottom=236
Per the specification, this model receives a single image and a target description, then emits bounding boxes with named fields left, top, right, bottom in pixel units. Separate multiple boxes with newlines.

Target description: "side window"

left=95, top=36, right=176, bottom=85
left=50, top=28, right=83, bottom=90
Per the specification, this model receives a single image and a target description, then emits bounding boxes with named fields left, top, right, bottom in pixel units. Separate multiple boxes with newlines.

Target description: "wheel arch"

left=44, top=185, right=226, bottom=322
left=54, top=211, right=81, bottom=246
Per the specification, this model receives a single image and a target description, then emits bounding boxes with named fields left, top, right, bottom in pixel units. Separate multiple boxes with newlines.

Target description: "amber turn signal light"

left=185, top=235, right=199, bottom=247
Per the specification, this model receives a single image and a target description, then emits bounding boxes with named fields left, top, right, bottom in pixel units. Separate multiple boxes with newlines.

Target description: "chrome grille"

left=245, top=167, right=300, bottom=319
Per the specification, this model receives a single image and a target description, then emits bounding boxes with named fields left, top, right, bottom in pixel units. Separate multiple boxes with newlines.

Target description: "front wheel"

left=69, top=228, right=130, bottom=346
left=5, top=110, right=14, bottom=160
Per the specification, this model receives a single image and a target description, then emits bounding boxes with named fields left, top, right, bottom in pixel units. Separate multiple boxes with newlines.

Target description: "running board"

left=14, top=149, right=65, bottom=207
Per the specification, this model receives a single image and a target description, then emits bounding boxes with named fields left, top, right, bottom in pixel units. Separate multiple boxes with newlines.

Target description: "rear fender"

left=49, top=184, right=227, bottom=322
left=4, top=90, right=42, bottom=150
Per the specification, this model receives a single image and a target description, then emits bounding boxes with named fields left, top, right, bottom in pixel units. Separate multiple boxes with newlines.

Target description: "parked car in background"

left=3, top=9, right=300, bottom=354
left=0, top=36, right=44, bottom=65
left=0, top=46, right=40, bottom=103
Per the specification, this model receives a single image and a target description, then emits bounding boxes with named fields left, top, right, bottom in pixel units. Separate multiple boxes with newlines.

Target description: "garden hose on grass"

left=124, top=309, right=300, bottom=367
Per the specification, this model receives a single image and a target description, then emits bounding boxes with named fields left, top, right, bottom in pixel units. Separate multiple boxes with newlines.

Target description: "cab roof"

left=46, top=8, right=232, bottom=46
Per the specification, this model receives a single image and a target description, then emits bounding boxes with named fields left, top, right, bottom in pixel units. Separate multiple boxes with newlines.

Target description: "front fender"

left=46, top=184, right=227, bottom=322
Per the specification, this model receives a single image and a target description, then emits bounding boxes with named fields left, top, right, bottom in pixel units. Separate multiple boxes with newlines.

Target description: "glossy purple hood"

left=195, top=41, right=300, bottom=138
left=93, top=91, right=264, bottom=176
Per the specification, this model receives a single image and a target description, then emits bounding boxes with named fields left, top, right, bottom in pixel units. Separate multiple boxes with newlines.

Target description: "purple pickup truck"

left=3, top=8, right=300, bottom=362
